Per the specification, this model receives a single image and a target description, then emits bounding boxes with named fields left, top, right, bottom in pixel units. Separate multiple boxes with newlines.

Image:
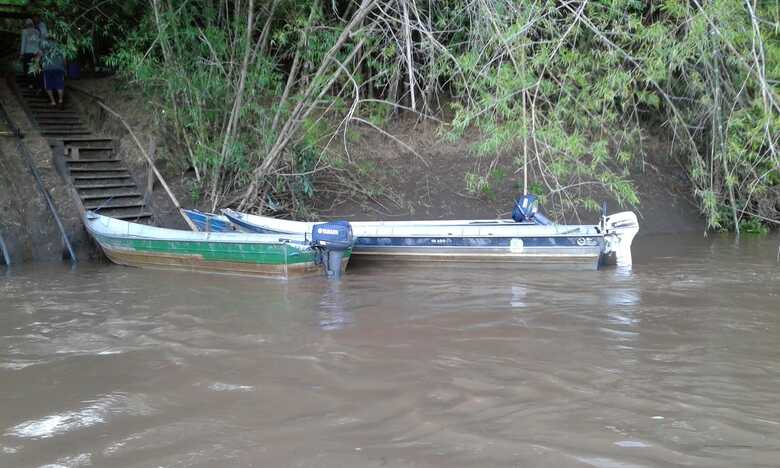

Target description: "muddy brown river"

left=1, top=234, right=779, bottom=467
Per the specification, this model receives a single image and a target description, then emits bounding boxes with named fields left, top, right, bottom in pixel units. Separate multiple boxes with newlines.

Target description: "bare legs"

left=46, top=90, right=64, bottom=106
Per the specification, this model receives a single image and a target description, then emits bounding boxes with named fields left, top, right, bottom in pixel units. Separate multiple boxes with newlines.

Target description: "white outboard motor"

left=601, top=212, right=639, bottom=266
left=311, top=221, right=353, bottom=278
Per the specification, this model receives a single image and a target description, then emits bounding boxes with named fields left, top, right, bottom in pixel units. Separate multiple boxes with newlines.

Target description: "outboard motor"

left=512, top=194, right=539, bottom=223
left=311, top=221, right=353, bottom=279
left=601, top=211, right=639, bottom=266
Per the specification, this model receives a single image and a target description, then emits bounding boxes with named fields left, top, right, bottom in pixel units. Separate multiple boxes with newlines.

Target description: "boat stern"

left=311, top=221, right=354, bottom=278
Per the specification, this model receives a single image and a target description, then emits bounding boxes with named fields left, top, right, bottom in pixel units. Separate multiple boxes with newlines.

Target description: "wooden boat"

left=220, top=196, right=639, bottom=270
left=84, top=211, right=353, bottom=278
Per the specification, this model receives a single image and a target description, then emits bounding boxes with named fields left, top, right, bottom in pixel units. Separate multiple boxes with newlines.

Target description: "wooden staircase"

left=15, top=77, right=153, bottom=222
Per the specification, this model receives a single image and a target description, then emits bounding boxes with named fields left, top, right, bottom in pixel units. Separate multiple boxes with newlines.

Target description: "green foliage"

left=739, top=217, right=770, bottom=235
left=28, top=0, right=145, bottom=62
left=105, top=0, right=374, bottom=210
left=443, top=0, right=645, bottom=213
left=438, top=0, right=777, bottom=227
left=49, top=0, right=776, bottom=228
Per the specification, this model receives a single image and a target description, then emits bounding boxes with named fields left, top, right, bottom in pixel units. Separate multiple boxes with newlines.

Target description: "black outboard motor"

left=311, top=221, right=353, bottom=279
left=512, top=194, right=540, bottom=223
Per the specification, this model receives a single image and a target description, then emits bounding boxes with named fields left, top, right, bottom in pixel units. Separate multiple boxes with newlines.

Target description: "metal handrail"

left=0, top=230, right=10, bottom=266
left=0, top=102, right=77, bottom=263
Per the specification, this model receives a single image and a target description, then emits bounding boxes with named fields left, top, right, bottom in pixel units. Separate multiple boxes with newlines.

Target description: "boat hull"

left=223, top=209, right=606, bottom=270
left=93, top=233, right=331, bottom=278
left=85, top=213, right=349, bottom=279
left=351, top=251, right=599, bottom=270
left=350, top=244, right=602, bottom=270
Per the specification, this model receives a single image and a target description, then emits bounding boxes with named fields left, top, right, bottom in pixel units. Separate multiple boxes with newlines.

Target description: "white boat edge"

left=84, top=211, right=311, bottom=248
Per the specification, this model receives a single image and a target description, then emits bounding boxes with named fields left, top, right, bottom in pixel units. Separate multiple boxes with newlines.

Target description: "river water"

left=1, top=234, right=778, bottom=467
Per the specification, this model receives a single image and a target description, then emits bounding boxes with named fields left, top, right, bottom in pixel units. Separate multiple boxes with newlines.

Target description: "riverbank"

left=0, top=70, right=709, bottom=268
left=0, top=77, right=87, bottom=263
left=72, top=76, right=705, bottom=236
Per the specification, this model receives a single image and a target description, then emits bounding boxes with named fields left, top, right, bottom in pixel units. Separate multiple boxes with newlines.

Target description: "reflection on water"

left=318, top=282, right=352, bottom=331
left=6, top=392, right=153, bottom=440
left=1, top=234, right=779, bottom=467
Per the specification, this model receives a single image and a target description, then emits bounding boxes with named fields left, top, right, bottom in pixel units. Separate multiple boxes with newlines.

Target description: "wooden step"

left=42, top=131, right=92, bottom=136
left=36, top=116, right=82, bottom=121
left=76, top=144, right=114, bottom=148
left=31, top=110, right=78, bottom=115
left=81, top=191, right=142, bottom=200
left=71, top=146, right=114, bottom=152
left=91, top=207, right=153, bottom=220
left=41, top=129, right=92, bottom=135
left=53, top=144, right=114, bottom=152
left=66, top=158, right=118, bottom=164
left=26, top=100, right=60, bottom=105
left=36, top=119, right=83, bottom=124
left=29, top=106, right=74, bottom=112
left=28, top=101, right=70, bottom=106
left=31, top=107, right=76, bottom=112
left=35, top=119, right=84, bottom=127
left=40, top=126, right=90, bottom=132
left=34, top=114, right=80, bottom=119
left=34, top=113, right=80, bottom=117
left=33, top=115, right=80, bottom=120
left=84, top=200, right=145, bottom=210
left=68, top=164, right=124, bottom=171
left=59, top=137, right=113, bottom=144
left=74, top=182, right=135, bottom=190
left=44, top=134, right=93, bottom=138
left=34, top=112, right=79, bottom=116
left=69, top=168, right=129, bottom=173
left=39, top=121, right=85, bottom=125
left=73, top=175, right=132, bottom=181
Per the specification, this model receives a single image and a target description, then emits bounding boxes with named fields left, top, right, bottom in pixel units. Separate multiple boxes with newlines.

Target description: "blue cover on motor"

left=512, top=194, right=539, bottom=222
left=311, top=221, right=353, bottom=251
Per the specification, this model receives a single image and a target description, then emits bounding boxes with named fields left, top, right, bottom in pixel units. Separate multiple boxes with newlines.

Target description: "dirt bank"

left=310, top=118, right=705, bottom=236
left=73, top=76, right=705, bottom=236
left=0, top=77, right=86, bottom=263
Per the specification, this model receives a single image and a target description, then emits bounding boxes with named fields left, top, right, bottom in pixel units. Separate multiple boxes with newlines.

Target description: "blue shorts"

left=43, top=70, right=65, bottom=91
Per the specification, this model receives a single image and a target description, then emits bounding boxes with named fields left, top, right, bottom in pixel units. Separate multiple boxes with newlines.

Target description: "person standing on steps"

left=19, top=19, right=41, bottom=85
left=41, top=40, right=66, bottom=108
left=32, top=14, right=48, bottom=40
left=32, top=14, right=49, bottom=92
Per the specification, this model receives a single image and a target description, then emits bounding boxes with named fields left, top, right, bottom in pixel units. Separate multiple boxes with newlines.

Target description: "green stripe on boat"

left=94, top=234, right=318, bottom=265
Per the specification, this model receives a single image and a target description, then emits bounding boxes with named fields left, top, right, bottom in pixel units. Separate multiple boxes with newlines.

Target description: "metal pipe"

left=0, top=230, right=10, bottom=266
left=0, top=102, right=78, bottom=264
